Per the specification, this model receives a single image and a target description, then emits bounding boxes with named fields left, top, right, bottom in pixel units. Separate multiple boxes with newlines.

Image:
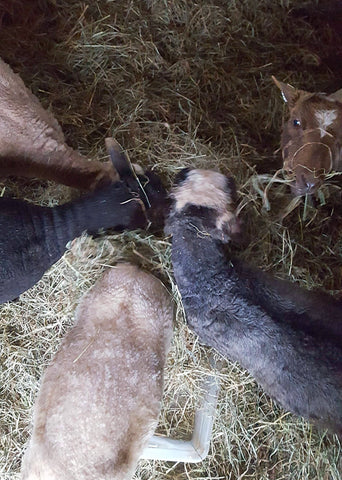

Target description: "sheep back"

left=21, top=263, right=173, bottom=480
left=0, top=57, right=117, bottom=190
left=166, top=168, right=342, bottom=436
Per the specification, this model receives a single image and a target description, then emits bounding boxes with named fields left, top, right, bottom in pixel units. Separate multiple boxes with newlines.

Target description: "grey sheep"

left=165, top=167, right=342, bottom=436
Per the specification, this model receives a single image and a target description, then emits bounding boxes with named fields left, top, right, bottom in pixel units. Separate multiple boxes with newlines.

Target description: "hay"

left=0, top=0, right=342, bottom=478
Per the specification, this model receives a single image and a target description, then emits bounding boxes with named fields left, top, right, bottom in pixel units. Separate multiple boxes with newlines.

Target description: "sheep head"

left=105, top=138, right=169, bottom=231
left=166, top=168, right=241, bottom=243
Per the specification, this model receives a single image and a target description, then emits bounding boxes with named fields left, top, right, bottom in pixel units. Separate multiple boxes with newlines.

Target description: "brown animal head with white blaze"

left=273, top=76, right=342, bottom=196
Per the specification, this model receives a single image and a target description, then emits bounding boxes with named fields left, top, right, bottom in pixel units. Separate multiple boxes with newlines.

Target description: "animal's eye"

left=293, top=119, right=301, bottom=127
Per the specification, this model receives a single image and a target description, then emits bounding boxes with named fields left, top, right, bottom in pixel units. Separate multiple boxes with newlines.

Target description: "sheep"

left=272, top=76, right=342, bottom=196
left=0, top=57, right=117, bottom=190
left=165, top=167, right=342, bottom=435
left=0, top=139, right=167, bottom=303
left=21, top=263, right=173, bottom=480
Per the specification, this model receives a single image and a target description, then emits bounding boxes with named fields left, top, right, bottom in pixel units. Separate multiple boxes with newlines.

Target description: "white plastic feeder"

left=140, top=375, right=219, bottom=463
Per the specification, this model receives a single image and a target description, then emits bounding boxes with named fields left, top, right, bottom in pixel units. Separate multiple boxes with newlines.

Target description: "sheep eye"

left=293, top=119, right=301, bottom=127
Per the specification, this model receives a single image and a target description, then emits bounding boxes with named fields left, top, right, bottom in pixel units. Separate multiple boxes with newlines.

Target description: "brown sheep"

left=273, top=76, right=342, bottom=196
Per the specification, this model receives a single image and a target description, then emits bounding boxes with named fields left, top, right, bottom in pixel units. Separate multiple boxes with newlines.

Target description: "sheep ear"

left=272, top=76, right=302, bottom=107
left=105, top=138, right=131, bottom=179
left=174, top=167, right=191, bottom=186
left=225, top=175, right=238, bottom=205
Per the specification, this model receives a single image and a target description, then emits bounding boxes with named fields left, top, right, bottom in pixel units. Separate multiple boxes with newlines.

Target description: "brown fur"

left=273, top=76, right=342, bottom=196
left=21, top=264, right=173, bottom=480
left=0, top=57, right=118, bottom=190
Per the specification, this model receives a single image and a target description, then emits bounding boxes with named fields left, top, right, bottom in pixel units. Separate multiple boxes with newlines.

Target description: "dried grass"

left=0, top=0, right=342, bottom=478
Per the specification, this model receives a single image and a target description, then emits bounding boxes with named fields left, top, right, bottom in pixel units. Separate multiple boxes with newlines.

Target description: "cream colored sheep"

left=0, top=57, right=117, bottom=189
left=21, top=263, right=173, bottom=480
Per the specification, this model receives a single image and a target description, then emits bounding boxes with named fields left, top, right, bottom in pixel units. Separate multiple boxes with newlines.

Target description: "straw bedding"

left=0, top=1, right=341, bottom=478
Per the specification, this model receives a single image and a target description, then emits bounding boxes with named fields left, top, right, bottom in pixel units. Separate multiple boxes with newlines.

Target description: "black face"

left=180, top=204, right=241, bottom=244
left=105, top=138, right=169, bottom=230
left=135, top=170, right=170, bottom=231
left=138, top=170, right=169, bottom=203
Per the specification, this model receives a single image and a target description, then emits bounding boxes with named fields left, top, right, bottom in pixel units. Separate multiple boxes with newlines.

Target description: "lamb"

left=272, top=76, right=342, bottom=196
left=0, top=139, right=167, bottom=303
left=21, top=263, right=173, bottom=480
left=0, top=57, right=117, bottom=190
left=165, top=167, right=342, bottom=435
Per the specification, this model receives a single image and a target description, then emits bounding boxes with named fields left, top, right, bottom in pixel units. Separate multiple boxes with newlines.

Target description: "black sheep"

left=165, top=167, right=342, bottom=436
left=0, top=139, right=167, bottom=303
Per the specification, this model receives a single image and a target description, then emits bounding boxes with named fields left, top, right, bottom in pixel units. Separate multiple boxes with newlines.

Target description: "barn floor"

left=0, top=1, right=342, bottom=479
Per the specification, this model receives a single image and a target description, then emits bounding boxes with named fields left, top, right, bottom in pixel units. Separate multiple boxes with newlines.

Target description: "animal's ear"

left=272, top=76, right=302, bottom=107
left=105, top=137, right=131, bottom=179
left=132, top=163, right=144, bottom=175
left=328, top=88, right=342, bottom=103
left=174, top=167, right=191, bottom=186
left=224, top=175, right=238, bottom=205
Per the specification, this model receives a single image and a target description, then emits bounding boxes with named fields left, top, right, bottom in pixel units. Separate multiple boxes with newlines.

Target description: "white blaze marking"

left=315, top=109, right=337, bottom=137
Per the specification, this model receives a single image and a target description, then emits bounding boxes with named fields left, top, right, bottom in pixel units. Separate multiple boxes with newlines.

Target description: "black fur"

left=0, top=164, right=167, bottom=303
left=135, top=170, right=170, bottom=231
left=106, top=139, right=169, bottom=230
left=173, top=167, right=191, bottom=186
